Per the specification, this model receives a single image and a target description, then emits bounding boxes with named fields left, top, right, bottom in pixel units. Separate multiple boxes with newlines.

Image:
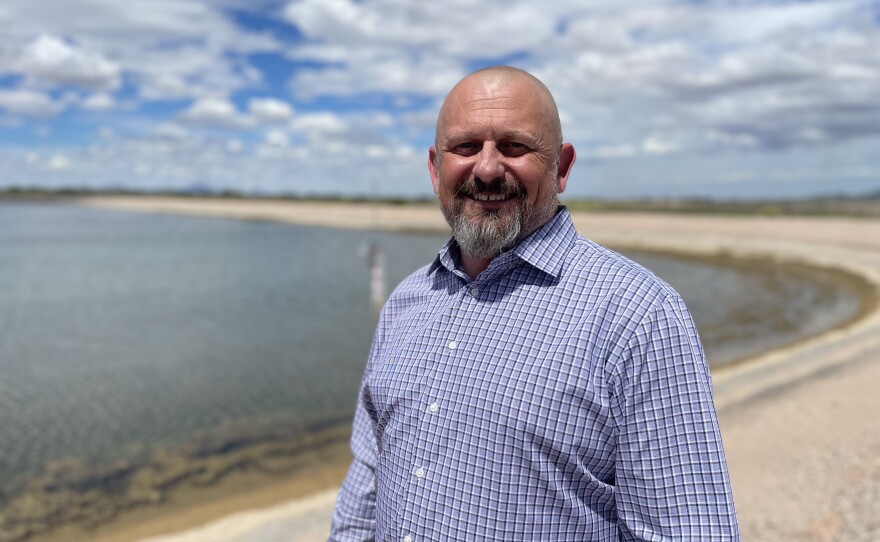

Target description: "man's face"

left=429, top=74, right=573, bottom=260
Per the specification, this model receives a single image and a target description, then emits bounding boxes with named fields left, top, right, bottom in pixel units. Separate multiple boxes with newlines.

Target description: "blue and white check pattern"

left=330, top=208, right=739, bottom=541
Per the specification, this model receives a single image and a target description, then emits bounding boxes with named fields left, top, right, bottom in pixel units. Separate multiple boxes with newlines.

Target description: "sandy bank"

left=71, top=196, right=880, bottom=541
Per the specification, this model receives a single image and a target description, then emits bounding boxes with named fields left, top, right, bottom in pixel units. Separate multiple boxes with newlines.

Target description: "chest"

left=366, top=279, right=616, bottom=463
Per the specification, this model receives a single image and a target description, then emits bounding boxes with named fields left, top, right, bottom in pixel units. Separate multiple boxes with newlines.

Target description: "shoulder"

left=567, top=241, right=710, bottom=389
left=558, top=237, right=700, bottom=369
left=565, top=236, right=680, bottom=313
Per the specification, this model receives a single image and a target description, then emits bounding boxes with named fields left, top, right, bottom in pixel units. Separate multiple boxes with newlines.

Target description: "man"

left=330, top=66, right=739, bottom=541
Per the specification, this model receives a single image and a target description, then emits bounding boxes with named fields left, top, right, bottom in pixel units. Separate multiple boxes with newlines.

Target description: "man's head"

left=429, top=66, right=576, bottom=261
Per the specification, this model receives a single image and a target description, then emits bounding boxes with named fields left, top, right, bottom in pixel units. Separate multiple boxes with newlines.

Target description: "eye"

left=452, top=141, right=481, bottom=156
left=499, top=141, right=529, bottom=157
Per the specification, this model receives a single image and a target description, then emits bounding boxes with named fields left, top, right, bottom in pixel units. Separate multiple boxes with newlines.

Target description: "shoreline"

left=24, top=434, right=353, bottom=542
left=26, top=196, right=880, bottom=540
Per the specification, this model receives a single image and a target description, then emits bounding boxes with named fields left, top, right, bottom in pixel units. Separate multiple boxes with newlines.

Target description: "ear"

left=555, top=143, right=576, bottom=194
left=428, top=146, right=440, bottom=194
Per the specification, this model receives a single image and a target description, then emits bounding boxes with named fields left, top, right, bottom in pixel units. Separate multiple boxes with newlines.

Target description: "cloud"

left=289, top=112, right=348, bottom=135
left=138, top=74, right=192, bottom=101
left=180, top=97, right=298, bottom=131
left=538, top=2, right=880, bottom=161
left=248, top=98, right=294, bottom=123
left=289, top=54, right=464, bottom=99
left=282, top=0, right=563, bottom=57
left=264, top=129, right=290, bottom=147
left=706, top=0, right=862, bottom=45
left=281, top=0, right=579, bottom=98
left=96, top=126, right=115, bottom=140
left=179, top=97, right=250, bottom=129
left=81, top=92, right=116, bottom=111
left=0, top=0, right=878, bottom=198
left=154, top=122, right=190, bottom=140
left=16, top=34, right=121, bottom=91
left=0, top=0, right=280, bottom=102
left=278, top=0, right=880, bottom=159
left=0, top=127, right=426, bottom=195
left=594, top=144, right=637, bottom=159
left=226, top=138, right=243, bottom=153
left=0, top=88, right=63, bottom=117
left=0, top=0, right=282, bottom=57
left=642, top=135, right=680, bottom=156
left=47, top=154, right=71, bottom=170
left=132, top=44, right=266, bottom=101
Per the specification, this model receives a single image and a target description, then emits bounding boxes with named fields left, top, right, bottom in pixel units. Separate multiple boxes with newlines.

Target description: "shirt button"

left=415, top=467, right=425, bottom=478
left=448, top=340, right=457, bottom=350
left=469, top=287, right=479, bottom=297
left=403, top=536, right=413, bottom=542
left=428, top=403, right=439, bottom=413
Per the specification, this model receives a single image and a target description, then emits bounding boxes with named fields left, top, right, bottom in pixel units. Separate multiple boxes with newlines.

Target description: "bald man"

left=330, top=67, right=739, bottom=541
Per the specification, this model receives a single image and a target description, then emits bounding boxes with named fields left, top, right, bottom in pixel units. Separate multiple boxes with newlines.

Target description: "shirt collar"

left=428, top=206, right=578, bottom=280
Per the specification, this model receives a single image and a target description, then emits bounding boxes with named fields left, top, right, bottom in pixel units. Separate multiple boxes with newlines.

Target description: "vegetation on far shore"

left=2, top=186, right=880, bottom=217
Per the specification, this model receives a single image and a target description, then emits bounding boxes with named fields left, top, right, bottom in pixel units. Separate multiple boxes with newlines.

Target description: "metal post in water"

left=365, top=177, right=386, bottom=316
left=366, top=240, right=386, bottom=315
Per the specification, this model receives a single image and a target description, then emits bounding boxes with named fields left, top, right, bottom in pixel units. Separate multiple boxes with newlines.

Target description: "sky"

left=0, top=0, right=878, bottom=200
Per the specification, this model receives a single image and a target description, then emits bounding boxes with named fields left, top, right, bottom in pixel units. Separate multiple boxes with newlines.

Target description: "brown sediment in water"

left=3, top=422, right=352, bottom=542
left=23, top=444, right=351, bottom=542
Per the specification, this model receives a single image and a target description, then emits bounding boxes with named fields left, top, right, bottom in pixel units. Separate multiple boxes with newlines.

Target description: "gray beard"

left=448, top=199, right=531, bottom=260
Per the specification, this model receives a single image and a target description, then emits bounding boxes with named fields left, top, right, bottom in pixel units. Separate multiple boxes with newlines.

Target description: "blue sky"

left=0, top=0, right=878, bottom=199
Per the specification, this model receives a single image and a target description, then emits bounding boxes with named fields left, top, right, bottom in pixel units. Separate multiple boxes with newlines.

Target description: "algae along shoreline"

left=2, top=420, right=353, bottom=542
left=3, top=247, right=877, bottom=542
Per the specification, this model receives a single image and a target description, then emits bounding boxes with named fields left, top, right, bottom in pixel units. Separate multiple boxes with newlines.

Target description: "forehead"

left=438, top=76, right=551, bottom=140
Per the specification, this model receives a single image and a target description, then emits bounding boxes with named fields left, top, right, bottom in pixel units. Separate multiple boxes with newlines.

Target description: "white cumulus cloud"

left=179, top=97, right=249, bottom=129
left=16, top=34, right=121, bottom=91
left=289, top=112, right=348, bottom=134
left=264, top=129, right=290, bottom=147
left=642, top=135, right=680, bottom=156
left=0, top=88, right=63, bottom=117
left=81, top=92, right=116, bottom=111
left=47, top=154, right=71, bottom=170
left=248, top=98, right=294, bottom=123
left=154, top=122, right=190, bottom=140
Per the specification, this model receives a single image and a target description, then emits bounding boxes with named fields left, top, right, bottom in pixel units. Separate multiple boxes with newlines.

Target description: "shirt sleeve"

left=610, top=295, right=740, bottom=541
left=328, top=380, right=378, bottom=542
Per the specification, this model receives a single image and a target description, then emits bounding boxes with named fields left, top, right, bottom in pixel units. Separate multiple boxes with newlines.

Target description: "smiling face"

left=429, top=68, right=575, bottom=263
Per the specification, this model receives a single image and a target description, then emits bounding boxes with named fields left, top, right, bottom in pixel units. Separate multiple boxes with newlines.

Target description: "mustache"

left=453, top=178, right=525, bottom=200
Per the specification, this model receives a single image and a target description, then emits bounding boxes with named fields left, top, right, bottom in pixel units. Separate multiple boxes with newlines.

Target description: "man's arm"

left=611, top=295, right=740, bottom=541
left=328, top=387, right=378, bottom=542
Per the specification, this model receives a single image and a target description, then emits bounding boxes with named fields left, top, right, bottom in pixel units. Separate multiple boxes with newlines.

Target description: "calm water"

left=0, top=202, right=861, bottom=494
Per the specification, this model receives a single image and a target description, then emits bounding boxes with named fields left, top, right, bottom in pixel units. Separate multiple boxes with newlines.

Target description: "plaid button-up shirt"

left=331, top=208, right=739, bottom=541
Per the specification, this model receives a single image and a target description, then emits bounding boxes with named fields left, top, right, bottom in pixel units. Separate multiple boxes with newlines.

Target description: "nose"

left=472, top=144, right=505, bottom=184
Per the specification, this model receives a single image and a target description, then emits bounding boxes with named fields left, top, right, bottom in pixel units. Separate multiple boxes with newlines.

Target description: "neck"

left=461, top=251, right=493, bottom=280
